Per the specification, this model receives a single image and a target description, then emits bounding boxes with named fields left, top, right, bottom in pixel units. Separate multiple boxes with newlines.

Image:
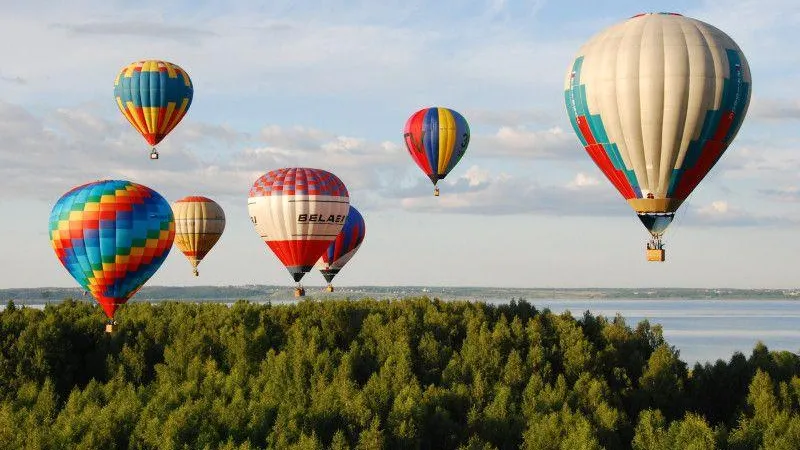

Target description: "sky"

left=2, top=0, right=800, bottom=289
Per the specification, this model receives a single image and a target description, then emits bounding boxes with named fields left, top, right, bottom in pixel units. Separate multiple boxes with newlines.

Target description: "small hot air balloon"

left=564, top=13, right=751, bottom=261
left=172, top=196, right=226, bottom=276
left=248, top=168, right=350, bottom=297
left=404, top=107, right=470, bottom=196
left=114, top=60, right=193, bottom=160
left=49, top=180, right=175, bottom=331
left=318, top=206, right=365, bottom=292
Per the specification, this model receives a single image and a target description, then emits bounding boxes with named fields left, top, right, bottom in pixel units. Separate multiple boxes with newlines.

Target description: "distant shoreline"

left=3, top=285, right=800, bottom=304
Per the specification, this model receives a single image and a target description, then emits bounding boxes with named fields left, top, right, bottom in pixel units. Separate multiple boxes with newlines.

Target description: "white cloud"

left=400, top=169, right=622, bottom=216
left=746, top=97, right=800, bottom=121
left=716, top=145, right=800, bottom=180
left=567, top=172, right=600, bottom=190
left=688, top=200, right=797, bottom=227
left=464, top=108, right=557, bottom=127
left=463, top=165, right=490, bottom=186
left=698, top=201, right=730, bottom=215
left=4, top=97, right=798, bottom=230
left=0, top=101, right=413, bottom=207
left=487, top=0, right=507, bottom=16
left=471, top=125, right=580, bottom=159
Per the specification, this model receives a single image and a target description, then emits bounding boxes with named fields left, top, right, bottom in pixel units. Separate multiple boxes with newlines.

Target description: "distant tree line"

left=0, top=297, right=798, bottom=449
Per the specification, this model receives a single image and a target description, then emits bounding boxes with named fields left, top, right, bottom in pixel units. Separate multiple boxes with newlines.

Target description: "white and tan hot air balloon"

left=564, top=12, right=751, bottom=261
left=171, top=196, right=226, bottom=276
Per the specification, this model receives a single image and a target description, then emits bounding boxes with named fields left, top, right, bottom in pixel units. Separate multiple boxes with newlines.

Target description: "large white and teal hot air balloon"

left=564, top=12, right=751, bottom=261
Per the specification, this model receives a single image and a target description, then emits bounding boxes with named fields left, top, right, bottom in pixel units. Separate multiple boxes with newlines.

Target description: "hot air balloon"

left=404, top=107, right=470, bottom=196
left=49, top=180, right=175, bottom=331
left=318, top=205, right=365, bottom=292
left=172, top=196, right=226, bottom=276
left=248, top=168, right=350, bottom=297
left=114, top=60, right=193, bottom=160
left=563, top=12, right=751, bottom=261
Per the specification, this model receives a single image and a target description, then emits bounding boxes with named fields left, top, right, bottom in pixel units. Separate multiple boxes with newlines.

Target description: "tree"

left=636, top=345, right=687, bottom=420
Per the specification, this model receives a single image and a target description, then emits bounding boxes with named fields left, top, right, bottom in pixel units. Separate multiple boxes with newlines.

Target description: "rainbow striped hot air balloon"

left=318, top=205, right=365, bottom=292
left=404, top=107, right=470, bottom=196
left=248, top=168, right=350, bottom=296
left=172, top=196, right=226, bottom=276
left=114, top=59, right=193, bottom=160
left=49, top=180, right=175, bottom=328
left=564, top=12, right=751, bottom=261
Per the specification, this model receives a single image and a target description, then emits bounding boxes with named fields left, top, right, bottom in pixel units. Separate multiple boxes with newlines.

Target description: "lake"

left=512, top=298, right=800, bottom=366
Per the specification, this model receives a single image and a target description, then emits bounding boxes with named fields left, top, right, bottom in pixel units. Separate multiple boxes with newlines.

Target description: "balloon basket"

left=326, top=285, right=334, bottom=293
left=105, top=323, right=114, bottom=333
left=434, top=187, right=440, bottom=197
left=294, top=287, right=306, bottom=297
left=150, top=148, right=159, bottom=160
left=647, top=249, right=665, bottom=262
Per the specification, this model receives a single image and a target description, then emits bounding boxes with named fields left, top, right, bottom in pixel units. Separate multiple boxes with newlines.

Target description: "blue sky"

left=2, top=0, right=800, bottom=289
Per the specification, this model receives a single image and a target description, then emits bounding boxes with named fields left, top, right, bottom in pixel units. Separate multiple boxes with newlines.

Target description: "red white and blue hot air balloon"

left=247, top=168, right=350, bottom=296
left=318, top=205, right=365, bottom=292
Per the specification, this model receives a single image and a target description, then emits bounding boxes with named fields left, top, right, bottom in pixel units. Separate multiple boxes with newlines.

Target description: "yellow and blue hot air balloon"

left=114, top=60, right=193, bottom=160
left=403, top=107, right=470, bottom=196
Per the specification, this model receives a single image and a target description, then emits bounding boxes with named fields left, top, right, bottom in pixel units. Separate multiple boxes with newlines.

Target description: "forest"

left=1, top=297, right=799, bottom=449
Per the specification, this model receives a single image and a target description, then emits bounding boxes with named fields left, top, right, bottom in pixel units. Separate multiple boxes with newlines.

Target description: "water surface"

left=515, top=298, right=800, bottom=365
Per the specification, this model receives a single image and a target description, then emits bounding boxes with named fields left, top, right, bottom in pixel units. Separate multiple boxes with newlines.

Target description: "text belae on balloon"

left=298, top=214, right=346, bottom=224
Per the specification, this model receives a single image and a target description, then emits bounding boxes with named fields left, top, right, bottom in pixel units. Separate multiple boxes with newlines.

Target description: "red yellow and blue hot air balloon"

left=318, top=205, right=365, bottom=292
left=49, top=180, right=175, bottom=331
left=114, top=60, right=193, bottom=160
left=248, top=168, right=350, bottom=297
left=404, top=107, right=470, bottom=196
left=564, top=13, right=751, bottom=261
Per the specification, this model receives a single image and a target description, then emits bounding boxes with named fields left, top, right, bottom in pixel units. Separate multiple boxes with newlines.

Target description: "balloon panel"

left=320, top=268, right=340, bottom=284
left=637, top=214, right=675, bottom=236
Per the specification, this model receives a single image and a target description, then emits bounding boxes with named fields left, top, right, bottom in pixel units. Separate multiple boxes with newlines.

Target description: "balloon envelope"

left=114, top=60, right=193, bottom=148
left=49, top=180, right=175, bottom=318
left=172, top=196, right=226, bottom=276
left=403, top=107, right=470, bottom=187
left=248, top=168, right=350, bottom=282
left=319, top=205, right=365, bottom=283
left=563, top=13, right=751, bottom=236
